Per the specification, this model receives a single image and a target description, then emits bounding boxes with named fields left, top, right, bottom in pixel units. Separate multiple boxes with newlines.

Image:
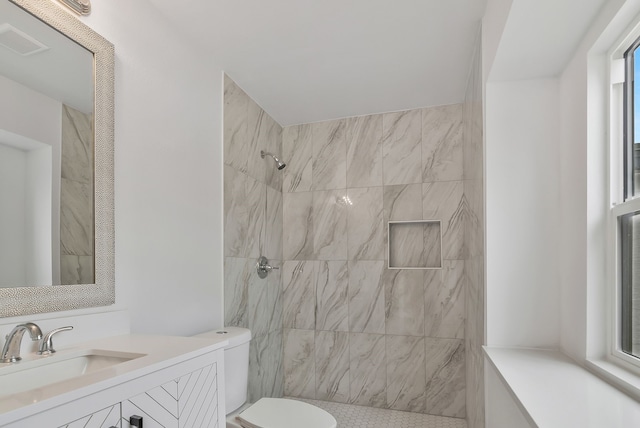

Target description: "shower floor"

left=289, top=398, right=467, bottom=428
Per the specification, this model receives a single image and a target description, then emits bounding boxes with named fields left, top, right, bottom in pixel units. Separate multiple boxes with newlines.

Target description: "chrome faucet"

left=1, top=322, right=43, bottom=363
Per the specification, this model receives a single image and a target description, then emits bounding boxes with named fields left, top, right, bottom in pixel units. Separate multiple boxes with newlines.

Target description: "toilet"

left=195, top=327, right=337, bottom=428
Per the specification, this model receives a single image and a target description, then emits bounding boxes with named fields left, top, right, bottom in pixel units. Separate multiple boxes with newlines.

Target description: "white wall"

left=0, top=75, right=60, bottom=287
left=485, top=78, right=561, bottom=348
left=0, top=75, right=61, bottom=148
left=0, top=144, right=54, bottom=287
left=0, top=0, right=225, bottom=341
left=0, top=145, right=27, bottom=286
left=82, top=0, right=225, bottom=335
left=25, top=146, right=54, bottom=285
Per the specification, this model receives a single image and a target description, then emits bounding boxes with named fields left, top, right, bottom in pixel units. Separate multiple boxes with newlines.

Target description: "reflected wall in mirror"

left=0, top=0, right=94, bottom=286
left=0, top=0, right=114, bottom=317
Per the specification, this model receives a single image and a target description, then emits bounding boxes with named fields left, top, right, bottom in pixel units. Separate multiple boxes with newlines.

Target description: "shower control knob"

left=257, top=256, right=279, bottom=279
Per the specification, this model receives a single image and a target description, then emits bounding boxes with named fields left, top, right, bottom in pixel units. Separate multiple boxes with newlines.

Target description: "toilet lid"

left=236, top=398, right=337, bottom=428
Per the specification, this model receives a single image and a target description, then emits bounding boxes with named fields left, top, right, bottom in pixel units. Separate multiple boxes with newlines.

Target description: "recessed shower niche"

left=387, top=220, right=442, bottom=269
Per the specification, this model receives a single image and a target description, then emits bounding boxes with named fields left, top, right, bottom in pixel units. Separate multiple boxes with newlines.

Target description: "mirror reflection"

left=0, top=0, right=94, bottom=287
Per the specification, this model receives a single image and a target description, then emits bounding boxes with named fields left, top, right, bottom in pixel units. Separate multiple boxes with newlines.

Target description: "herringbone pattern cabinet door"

left=59, top=404, right=121, bottom=428
left=121, top=363, right=219, bottom=428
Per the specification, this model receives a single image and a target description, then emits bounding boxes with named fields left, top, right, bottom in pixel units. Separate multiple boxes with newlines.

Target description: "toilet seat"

left=236, top=398, right=337, bottom=428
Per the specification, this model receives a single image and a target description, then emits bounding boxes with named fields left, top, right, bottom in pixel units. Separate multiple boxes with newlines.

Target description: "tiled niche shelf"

left=387, top=220, right=442, bottom=269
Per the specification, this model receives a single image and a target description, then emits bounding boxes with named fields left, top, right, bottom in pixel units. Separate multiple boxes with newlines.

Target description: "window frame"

left=609, top=30, right=640, bottom=372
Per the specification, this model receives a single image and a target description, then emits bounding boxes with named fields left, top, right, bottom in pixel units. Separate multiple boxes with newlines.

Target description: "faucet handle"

left=37, top=326, right=73, bottom=355
left=257, top=256, right=279, bottom=278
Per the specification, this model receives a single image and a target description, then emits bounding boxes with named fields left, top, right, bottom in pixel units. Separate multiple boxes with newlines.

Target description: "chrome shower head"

left=261, top=150, right=286, bottom=170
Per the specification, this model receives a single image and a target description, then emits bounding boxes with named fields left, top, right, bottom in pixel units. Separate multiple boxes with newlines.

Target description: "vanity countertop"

left=0, top=334, right=228, bottom=425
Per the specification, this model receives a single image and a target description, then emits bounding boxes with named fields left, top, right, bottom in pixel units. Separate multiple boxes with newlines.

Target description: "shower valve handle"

left=257, top=256, right=279, bottom=278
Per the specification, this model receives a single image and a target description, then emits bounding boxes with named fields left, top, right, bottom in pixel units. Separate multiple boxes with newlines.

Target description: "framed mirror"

left=0, top=0, right=114, bottom=317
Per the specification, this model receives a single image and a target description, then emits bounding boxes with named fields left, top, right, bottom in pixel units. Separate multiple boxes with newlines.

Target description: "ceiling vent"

left=0, top=23, right=49, bottom=56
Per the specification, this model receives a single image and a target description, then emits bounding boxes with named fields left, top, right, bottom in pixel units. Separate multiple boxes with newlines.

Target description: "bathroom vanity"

left=0, top=335, right=227, bottom=427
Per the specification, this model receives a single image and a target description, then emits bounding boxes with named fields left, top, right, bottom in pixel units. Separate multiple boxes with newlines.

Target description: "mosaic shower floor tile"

left=290, top=398, right=467, bottom=428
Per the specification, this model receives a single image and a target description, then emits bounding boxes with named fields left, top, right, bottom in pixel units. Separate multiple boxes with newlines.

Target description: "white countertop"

left=484, top=347, right=640, bottom=427
left=0, top=334, right=228, bottom=425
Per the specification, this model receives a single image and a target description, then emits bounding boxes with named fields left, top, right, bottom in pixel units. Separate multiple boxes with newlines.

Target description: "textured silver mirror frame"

left=0, top=0, right=115, bottom=317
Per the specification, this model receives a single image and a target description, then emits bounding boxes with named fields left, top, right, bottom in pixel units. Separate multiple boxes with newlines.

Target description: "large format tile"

left=465, top=179, right=484, bottom=258
left=283, top=124, right=313, bottom=193
left=313, top=190, right=348, bottom=260
left=384, top=270, right=425, bottom=336
left=316, top=261, right=349, bottom=332
left=224, top=166, right=265, bottom=258
left=248, top=259, right=282, bottom=337
left=422, top=181, right=465, bottom=260
left=223, top=76, right=249, bottom=173
left=465, top=256, right=484, bottom=347
left=250, top=101, right=282, bottom=191
left=382, top=110, right=422, bottom=185
left=246, top=98, right=268, bottom=186
left=422, top=104, right=463, bottom=183
left=425, top=338, right=466, bottom=418
left=425, top=260, right=465, bottom=339
left=312, top=119, right=347, bottom=190
left=60, top=178, right=93, bottom=256
left=464, top=36, right=484, bottom=428
left=265, top=118, right=283, bottom=191
left=348, top=261, right=386, bottom=334
left=248, top=329, right=284, bottom=401
left=383, top=184, right=429, bottom=268
left=349, top=333, right=387, bottom=408
left=383, top=184, right=423, bottom=222
left=282, top=261, right=316, bottom=330
left=386, top=335, right=426, bottom=413
left=345, top=115, right=383, bottom=188
left=315, top=331, right=350, bottom=403
left=283, top=329, right=316, bottom=399
left=60, top=255, right=93, bottom=285
left=263, top=185, right=283, bottom=261
left=282, top=191, right=314, bottom=260
left=224, top=257, right=259, bottom=327
left=61, top=105, right=93, bottom=184
left=347, top=187, right=384, bottom=260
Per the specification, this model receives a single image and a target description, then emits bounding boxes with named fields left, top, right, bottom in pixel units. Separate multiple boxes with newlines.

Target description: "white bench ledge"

left=484, top=347, right=640, bottom=428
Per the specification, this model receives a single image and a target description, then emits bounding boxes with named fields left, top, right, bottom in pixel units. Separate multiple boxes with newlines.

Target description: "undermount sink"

left=0, top=349, right=145, bottom=397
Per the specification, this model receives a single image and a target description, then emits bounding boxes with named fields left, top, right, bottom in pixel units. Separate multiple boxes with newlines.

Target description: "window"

left=617, top=36, right=640, bottom=362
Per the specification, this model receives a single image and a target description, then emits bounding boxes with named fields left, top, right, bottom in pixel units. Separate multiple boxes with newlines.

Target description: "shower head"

left=261, top=150, right=286, bottom=170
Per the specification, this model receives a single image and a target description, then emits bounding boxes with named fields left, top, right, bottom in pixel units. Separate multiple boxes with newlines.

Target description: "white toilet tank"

left=195, top=327, right=251, bottom=414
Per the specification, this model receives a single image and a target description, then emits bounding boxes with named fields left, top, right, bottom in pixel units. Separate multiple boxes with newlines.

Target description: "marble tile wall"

left=223, top=76, right=284, bottom=401
left=60, top=104, right=94, bottom=285
left=463, top=35, right=485, bottom=428
left=282, top=104, right=467, bottom=418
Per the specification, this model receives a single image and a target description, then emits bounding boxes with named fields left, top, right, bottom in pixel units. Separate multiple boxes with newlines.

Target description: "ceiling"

left=490, top=0, right=608, bottom=81
left=145, top=0, right=488, bottom=126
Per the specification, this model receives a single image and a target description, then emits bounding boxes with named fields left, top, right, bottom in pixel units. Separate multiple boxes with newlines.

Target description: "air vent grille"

left=0, top=23, right=49, bottom=56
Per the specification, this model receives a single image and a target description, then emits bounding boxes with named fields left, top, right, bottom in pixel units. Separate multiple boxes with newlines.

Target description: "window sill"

left=484, top=347, right=640, bottom=427
left=584, top=357, right=640, bottom=402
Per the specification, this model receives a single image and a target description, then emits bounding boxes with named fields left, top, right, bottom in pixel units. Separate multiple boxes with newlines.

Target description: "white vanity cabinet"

left=0, top=336, right=227, bottom=428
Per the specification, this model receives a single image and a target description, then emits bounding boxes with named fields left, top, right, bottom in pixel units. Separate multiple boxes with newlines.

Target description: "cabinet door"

left=58, top=403, right=121, bottom=428
left=121, top=363, right=219, bottom=428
